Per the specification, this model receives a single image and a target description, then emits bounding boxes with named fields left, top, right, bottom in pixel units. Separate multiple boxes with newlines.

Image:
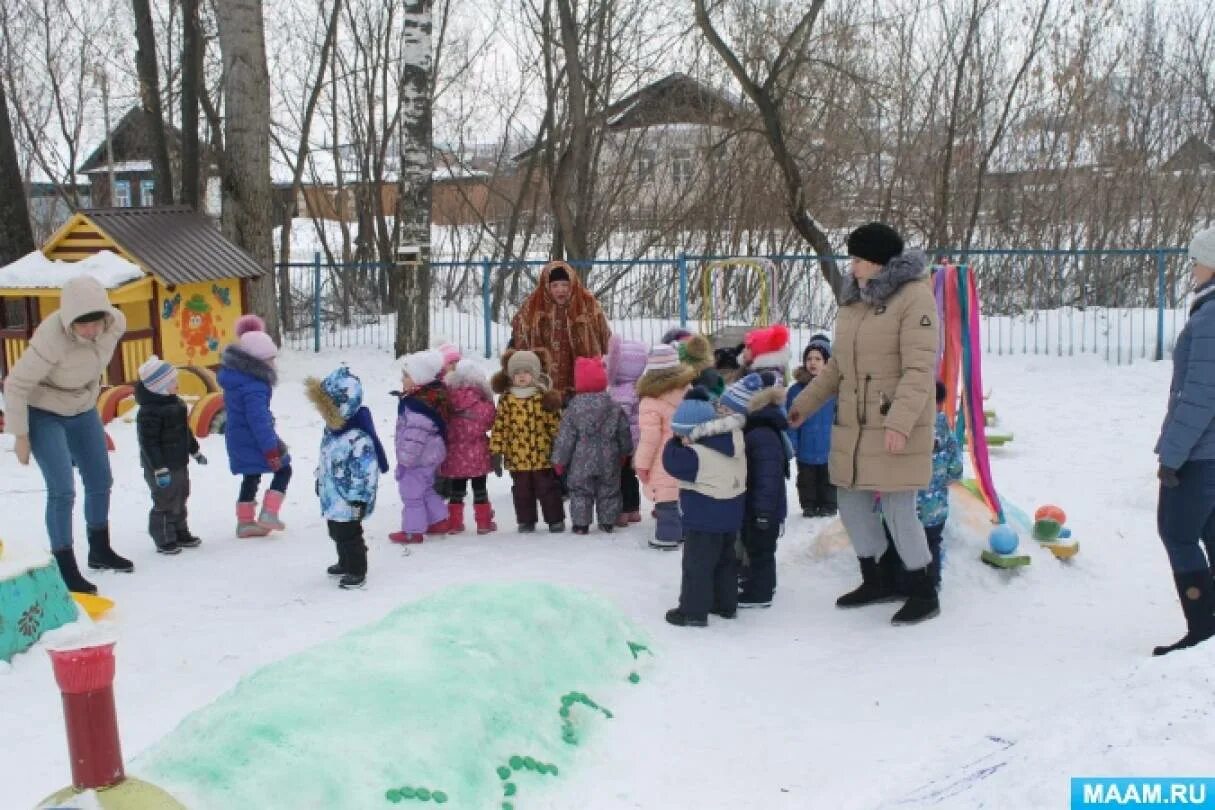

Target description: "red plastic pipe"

left=48, top=643, right=125, bottom=790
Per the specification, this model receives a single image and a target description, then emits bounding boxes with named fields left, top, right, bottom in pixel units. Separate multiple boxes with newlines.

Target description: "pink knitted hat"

left=235, top=313, right=278, bottom=360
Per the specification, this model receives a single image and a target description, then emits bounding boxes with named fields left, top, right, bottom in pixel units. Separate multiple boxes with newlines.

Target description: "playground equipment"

left=697, top=257, right=778, bottom=337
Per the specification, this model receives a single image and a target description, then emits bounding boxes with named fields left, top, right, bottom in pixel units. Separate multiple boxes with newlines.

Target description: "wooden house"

left=0, top=207, right=264, bottom=386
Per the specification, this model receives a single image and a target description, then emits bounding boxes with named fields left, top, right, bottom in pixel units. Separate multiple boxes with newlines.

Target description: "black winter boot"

left=327, top=538, right=348, bottom=577
left=891, top=567, right=941, bottom=625
left=53, top=548, right=97, bottom=594
left=175, top=528, right=202, bottom=548
left=665, top=608, right=707, bottom=627
left=339, top=527, right=368, bottom=590
left=1153, top=570, right=1215, bottom=656
left=87, top=527, right=134, bottom=572
left=835, top=556, right=900, bottom=608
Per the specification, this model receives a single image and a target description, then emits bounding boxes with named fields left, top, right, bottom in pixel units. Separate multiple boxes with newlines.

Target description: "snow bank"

left=0, top=250, right=144, bottom=289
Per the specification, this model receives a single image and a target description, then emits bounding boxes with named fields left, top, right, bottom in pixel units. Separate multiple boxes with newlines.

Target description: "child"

left=305, top=366, right=389, bottom=589
left=633, top=344, right=696, bottom=549
left=721, top=372, right=791, bottom=608
left=489, top=349, right=565, bottom=532
left=439, top=358, right=498, bottom=534
left=787, top=334, right=837, bottom=517
left=218, top=314, right=291, bottom=538
left=135, top=355, right=206, bottom=554
left=661, top=387, right=748, bottom=626
left=919, top=381, right=964, bottom=587
left=390, top=349, right=451, bottom=544
left=552, top=357, right=633, bottom=534
left=431, top=340, right=462, bottom=499
left=743, top=323, right=792, bottom=382
left=606, top=335, right=648, bottom=526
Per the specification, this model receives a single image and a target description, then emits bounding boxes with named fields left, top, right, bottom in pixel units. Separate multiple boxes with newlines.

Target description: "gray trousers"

left=837, top=488, right=932, bottom=571
left=143, top=467, right=191, bottom=548
left=568, top=473, right=622, bottom=528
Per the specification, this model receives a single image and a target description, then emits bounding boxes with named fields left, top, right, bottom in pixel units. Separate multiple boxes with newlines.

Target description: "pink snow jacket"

left=439, top=366, right=496, bottom=479
left=634, top=387, right=687, bottom=503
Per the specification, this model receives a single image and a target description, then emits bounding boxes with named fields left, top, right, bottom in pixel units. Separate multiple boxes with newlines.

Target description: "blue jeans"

left=1158, top=459, right=1215, bottom=574
left=28, top=407, right=113, bottom=551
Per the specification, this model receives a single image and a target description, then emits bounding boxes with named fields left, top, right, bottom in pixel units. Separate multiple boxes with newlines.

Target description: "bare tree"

left=132, top=0, right=174, bottom=203
left=0, top=80, right=35, bottom=263
left=180, top=0, right=203, bottom=208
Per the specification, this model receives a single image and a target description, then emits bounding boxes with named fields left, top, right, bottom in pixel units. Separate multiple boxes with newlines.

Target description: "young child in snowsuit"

left=634, top=344, right=695, bottom=549
left=606, top=335, right=648, bottom=526
left=218, top=314, right=292, bottom=538
left=135, top=355, right=206, bottom=554
left=489, top=349, right=565, bottom=532
left=919, top=381, right=963, bottom=587
left=431, top=340, right=462, bottom=499
left=787, top=335, right=837, bottom=517
left=439, top=359, right=498, bottom=534
left=390, top=349, right=451, bottom=544
left=306, top=366, right=388, bottom=589
left=721, top=372, right=791, bottom=608
left=552, top=357, right=633, bottom=534
left=662, top=387, right=748, bottom=626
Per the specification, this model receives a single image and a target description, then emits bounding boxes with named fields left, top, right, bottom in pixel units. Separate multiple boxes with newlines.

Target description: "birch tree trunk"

left=393, top=0, right=433, bottom=357
left=132, top=0, right=175, bottom=204
left=0, top=82, right=35, bottom=264
left=214, top=0, right=279, bottom=339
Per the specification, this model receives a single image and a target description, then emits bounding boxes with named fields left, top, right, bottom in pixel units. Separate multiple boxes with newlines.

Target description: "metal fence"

left=277, top=247, right=1192, bottom=364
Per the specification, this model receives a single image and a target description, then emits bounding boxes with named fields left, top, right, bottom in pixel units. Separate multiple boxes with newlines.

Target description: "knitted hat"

left=574, top=356, right=608, bottom=394
left=1190, top=226, right=1215, bottom=269
left=434, top=341, right=462, bottom=368
left=745, top=324, right=791, bottom=372
left=138, top=354, right=177, bottom=395
left=401, top=349, right=445, bottom=387
left=548, top=266, right=570, bottom=283
left=643, top=343, right=680, bottom=373
left=693, top=367, right=725, bottom=400
left=677, top=334, right=713, bottom=372
left=720, top=372, right=769, bottom=414
left=660, top=327, right=692, bottom=345
left=606, top=334, right=648, bottom=385
left=671, top=387, right=717, bottom=437
left=846, top=222, right=904, bottom=266
left=506, top=350, right=544, bottom=380
left=714, top=344, right=744, bottom=372
left=235, top=313, right=278, bottom=360
left=804, top=333, right=832, bottom=363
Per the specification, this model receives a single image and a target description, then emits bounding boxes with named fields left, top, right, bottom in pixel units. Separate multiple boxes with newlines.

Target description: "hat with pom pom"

left=744, top=324, right=790, bottom=372
left=235, top=313, right=278, bottom=360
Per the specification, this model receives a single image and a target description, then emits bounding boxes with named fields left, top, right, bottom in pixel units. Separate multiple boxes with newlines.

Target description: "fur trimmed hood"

left=840, top=249, right=929, bottom=306
left=635, top=363, right=696, bottom=399
left=444, top=360, right=494, bottom=400
left=746, top=385, right=786, bottom=414
left=305, top=376, right=345, bottom=430
left=491, top=347, right=555, bottom=394
left=688, top=413, right=746, bottom=442
left=793, top=367, right=814, bottom=386
left=677, top=334, right=713, bottom=372
left=221, top=344, right=277, bottom=387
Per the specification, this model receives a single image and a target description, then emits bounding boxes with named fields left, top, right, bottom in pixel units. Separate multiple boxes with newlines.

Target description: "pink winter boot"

left=258, top=490, right=287, bottom=532
left=473, top=502, right=497, bottom=534
left=446, top=502, right=465, bottom=534
left=426, top=518, right=451, bottom=535
left=237, top=502, right=270, bottom=538
left=389, top=531, right=424, bottom=545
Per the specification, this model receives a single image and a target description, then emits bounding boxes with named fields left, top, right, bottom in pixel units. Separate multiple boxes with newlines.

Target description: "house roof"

left=79, top=207, right=265, bottom=285
left=1162, top=135, right=1215, bottom=172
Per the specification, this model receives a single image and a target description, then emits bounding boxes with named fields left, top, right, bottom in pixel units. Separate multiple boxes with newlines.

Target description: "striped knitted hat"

left=720, top=372, right=768, bottom=414
left=138, top=355, right=177, bottom=395
left=643, top=343, right=680, bottom=373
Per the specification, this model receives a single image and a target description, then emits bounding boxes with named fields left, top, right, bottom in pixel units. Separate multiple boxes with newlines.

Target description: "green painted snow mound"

left=135, top=583, right=649, bottom=809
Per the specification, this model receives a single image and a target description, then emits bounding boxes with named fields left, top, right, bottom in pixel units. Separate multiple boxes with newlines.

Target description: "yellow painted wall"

left=156, top=279, right=243, bottom=367
left=122, top=301, right=151, bottom=331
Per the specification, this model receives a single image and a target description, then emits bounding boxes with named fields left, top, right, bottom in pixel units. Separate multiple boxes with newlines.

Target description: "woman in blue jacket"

left=1153, top=226, right=1215, bottom=656
left=786, top=335, right=837, bottom=517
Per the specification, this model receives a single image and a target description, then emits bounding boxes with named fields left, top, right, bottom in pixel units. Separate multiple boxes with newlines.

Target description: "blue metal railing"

left=276, top=247, right=1191, bottom=365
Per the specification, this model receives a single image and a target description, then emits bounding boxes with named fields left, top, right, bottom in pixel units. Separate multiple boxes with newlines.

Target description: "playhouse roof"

left=61, top=207, right=266, bottom=286
left=0, top=250, right=144, bottom=289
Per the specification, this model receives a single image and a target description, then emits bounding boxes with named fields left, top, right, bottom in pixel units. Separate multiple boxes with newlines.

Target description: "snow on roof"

left=81, top=160, right=154, bottom=174
left=0, top=250, right=145, bottom=289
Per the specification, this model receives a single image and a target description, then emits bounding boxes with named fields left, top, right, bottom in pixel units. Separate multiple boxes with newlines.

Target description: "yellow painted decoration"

left=116, top=397, right=137, bottom=419
left=157, top=279, right=241, bottom=367
left=189, top=391, right=225, bottom=438
left=72, top=591, right=115, bottom=619
left=97, top=386, right=135, bottom=425
left=177, top=365, right=219, bottom=399
left=39, top=776, right=187, bottom=809
left=1041, top=542, right=1080, bottom=560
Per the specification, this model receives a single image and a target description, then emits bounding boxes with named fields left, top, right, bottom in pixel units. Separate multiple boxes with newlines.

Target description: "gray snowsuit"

left=552, top=391, right=633, bottom=528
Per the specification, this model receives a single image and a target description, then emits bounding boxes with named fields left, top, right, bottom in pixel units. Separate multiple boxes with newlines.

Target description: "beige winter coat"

left=790, top=251, right=938, bottom=491
left=3, top=275, right=126, bottom=436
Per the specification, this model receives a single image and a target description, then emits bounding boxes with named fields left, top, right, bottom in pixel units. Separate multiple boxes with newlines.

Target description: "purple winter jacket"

left=394, top=400, right=447, bottom=479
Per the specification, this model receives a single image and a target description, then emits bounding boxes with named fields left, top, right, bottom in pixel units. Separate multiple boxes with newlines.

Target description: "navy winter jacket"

left=743, top=403, right=791, bottom=523
left=662, top=426, right=746, bottom=534
left=217, top=345, right=284, bottom=475
left=786, top=373, right=835, bottom=465
left=1156, top=280, right=1215, bottom=470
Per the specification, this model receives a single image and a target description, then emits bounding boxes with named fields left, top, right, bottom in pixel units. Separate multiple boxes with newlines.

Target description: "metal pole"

left=313, top=252, right=321, bottom=353
left=678, top=253, right=688, bottom=329
left=1155, top=249, right=1166, bottom=361
left=482, top=256, right=492, bottom=358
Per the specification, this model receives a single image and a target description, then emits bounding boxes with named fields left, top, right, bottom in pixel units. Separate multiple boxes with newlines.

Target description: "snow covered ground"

left=2, top=347, right=1212, bottom=809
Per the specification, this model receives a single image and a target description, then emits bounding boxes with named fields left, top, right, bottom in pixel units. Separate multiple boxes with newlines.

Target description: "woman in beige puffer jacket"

left=4, top=274, right=133, bottom=592
left=789, top=222, right=940, bottom=625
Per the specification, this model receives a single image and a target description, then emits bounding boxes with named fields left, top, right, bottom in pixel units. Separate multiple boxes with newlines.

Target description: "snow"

left=0, top=250, right=144, bottom=290
left=81, top=160, right=154, bottom=174
left=2, top=346, right=1211, bottom=809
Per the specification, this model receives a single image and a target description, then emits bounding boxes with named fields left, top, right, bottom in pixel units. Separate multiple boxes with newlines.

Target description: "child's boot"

left=258, top=490, right=287, bottom=532
left=339, top=534, right=368, bottom=590
left=175, top=527, right=202, bottom=548
left=473, top=502, right=497, bottom=534
left=389, top=530, right=424, bottom=544
left=426, top=517, right=451, bottom=535
left=446, top=502, right=465, bottom=534
left=236, top=502, right=270, bottom=538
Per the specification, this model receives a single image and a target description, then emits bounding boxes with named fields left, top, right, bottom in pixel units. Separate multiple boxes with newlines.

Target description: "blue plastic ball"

left=988, top=525, right=1019, bottom=555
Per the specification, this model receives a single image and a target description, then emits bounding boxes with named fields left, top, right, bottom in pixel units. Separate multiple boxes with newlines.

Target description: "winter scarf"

left=395, top=382, right=450, bottom=443
left=839, top=249, right=929, bottom=306
left=337, top=407, right=390, bottom=473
